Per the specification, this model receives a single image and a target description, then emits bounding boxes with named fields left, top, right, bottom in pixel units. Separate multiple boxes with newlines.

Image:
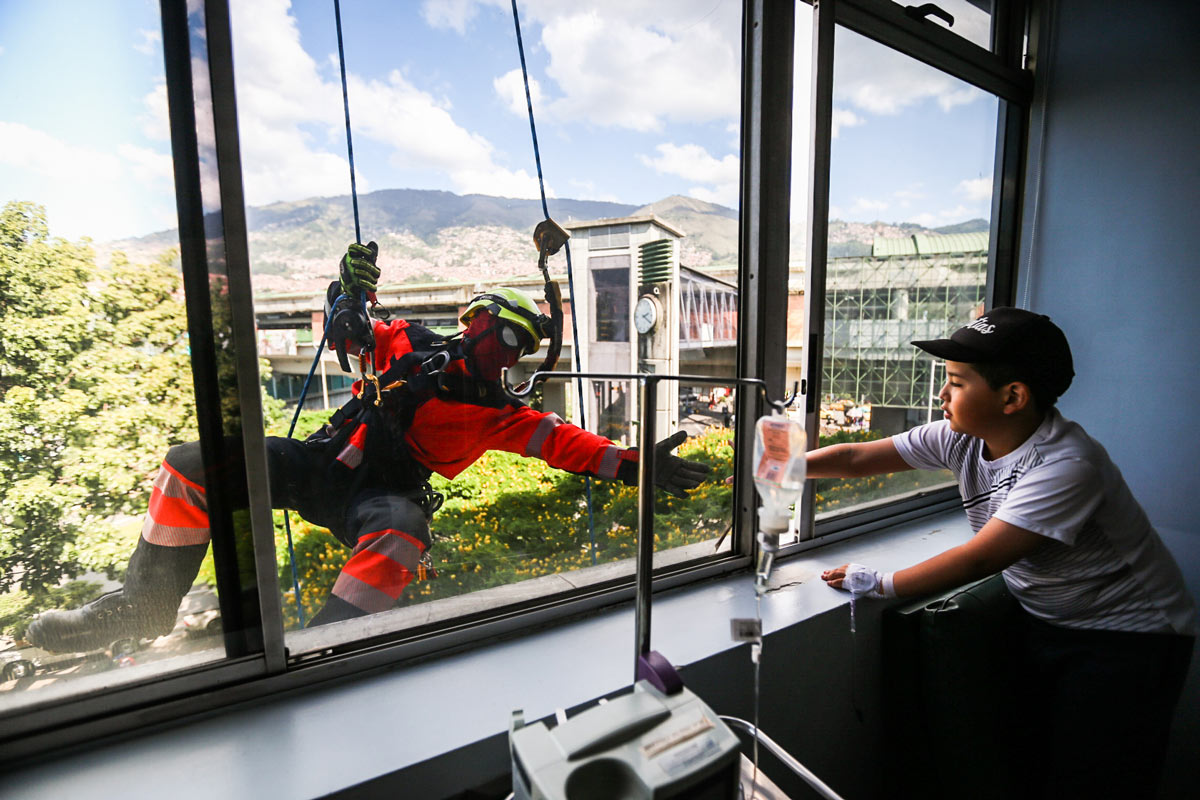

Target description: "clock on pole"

left=634, top=295, right=660, bottom=334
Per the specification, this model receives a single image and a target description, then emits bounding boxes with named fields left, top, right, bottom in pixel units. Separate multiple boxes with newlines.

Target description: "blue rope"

left=281, top=0, right=362, bottom=628
left=280, top=302, right=339, bottom=627
left=510, top=0, right=598, bottom=565
left=334, top=0, right=362, bottom=245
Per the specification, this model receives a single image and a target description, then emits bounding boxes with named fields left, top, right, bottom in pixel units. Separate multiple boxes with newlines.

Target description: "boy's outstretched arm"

left=823, top=517, right=1045, bottom=598
left=806, top=437, right=913, bottom=479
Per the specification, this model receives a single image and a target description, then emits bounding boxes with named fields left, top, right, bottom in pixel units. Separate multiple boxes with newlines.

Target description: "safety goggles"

left=497, top=319, right=537, bottom=355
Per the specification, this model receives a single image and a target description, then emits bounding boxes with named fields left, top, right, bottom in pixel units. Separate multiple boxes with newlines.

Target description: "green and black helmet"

left=461, top=287, right=552, bottom=355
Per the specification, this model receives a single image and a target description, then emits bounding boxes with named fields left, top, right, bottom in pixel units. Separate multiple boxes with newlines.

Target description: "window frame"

left=0, top=0, right=1035, bottom=764
left=788, top=0, right=1031, bottom=551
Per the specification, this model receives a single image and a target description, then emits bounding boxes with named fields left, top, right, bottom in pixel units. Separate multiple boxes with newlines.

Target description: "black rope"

left=510, top=0, right=598, bottom=565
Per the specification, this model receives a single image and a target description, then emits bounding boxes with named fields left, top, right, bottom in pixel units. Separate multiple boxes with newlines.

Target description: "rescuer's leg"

left=307, top=490, right=431, bottom=627
left=27, top=442, right=213, bottom=652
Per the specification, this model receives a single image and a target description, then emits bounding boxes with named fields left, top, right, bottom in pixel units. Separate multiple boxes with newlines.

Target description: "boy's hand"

left=822, top=563, right=896, bottom=598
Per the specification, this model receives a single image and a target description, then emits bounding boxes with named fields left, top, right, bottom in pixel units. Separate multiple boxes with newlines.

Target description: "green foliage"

left=271, top=428, right=736, bottom=624
left=0, top=202, right=196, bottom=598
left=812, top=428, right=954, bottom=512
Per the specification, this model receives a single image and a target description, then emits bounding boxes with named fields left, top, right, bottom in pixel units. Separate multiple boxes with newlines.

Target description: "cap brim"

left=911, top=338, right=987, bottom=362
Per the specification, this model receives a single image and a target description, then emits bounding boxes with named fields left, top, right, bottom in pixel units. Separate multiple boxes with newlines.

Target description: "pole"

left=634, top=376, right=658, bottom=680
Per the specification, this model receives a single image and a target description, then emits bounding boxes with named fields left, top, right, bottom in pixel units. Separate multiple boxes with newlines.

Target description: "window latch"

left=904, top=3, right=955, bottom=28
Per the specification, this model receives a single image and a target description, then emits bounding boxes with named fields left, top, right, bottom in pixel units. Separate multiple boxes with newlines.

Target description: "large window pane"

left=0, top=4, right=236, bottom=705
left=221, top=1, right=743, bottom=650
left=798, top=26, right=1000, bottom=520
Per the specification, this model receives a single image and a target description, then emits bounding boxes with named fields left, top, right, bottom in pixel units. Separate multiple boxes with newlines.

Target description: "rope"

left=334, top=0, right=362, bottom=245
left=280, top=0, right=363, bottom=628
left=280, top=303, right=342, bottom=627
left=510, top=0, right=598, bottom=565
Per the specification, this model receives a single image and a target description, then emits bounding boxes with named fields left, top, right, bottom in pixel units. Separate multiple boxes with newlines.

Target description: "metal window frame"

left=787, top=0, right=1032, bottom=546
left=0, top=0, right=282, bottom=765
left=0, top=0, right=1035, bottom=763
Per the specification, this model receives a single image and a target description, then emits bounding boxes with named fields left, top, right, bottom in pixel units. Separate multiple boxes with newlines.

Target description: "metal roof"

left=562, top=213, right=686, bottom=238
left=872, top=231, right=989, bottom=257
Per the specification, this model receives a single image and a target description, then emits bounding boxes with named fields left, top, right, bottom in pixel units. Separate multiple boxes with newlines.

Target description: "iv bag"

left=752, top=414, right=806, bottom=532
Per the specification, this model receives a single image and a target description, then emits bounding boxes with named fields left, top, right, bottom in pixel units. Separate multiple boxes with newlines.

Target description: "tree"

left=0, top=202, right=196, bottom=599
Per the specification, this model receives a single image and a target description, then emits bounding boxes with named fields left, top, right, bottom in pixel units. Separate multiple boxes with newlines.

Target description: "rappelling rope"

left=278, top=0, right=367, bottom=629
left=510, top=0, right=598, bottom=565
left=334, top=0, right=362, bottom=246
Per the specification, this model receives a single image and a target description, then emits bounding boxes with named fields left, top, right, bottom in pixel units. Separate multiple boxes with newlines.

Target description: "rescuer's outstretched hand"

left=654, top=431, right=711, bottom=498
left=339, top=241, right=380, bottom=301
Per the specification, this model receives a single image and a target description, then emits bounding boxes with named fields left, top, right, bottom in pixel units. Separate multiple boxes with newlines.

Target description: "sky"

left=0, top=0, right=998, bottom=242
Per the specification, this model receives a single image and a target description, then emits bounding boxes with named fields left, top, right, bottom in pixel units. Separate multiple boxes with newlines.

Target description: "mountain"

left=96, top=188, right=983, bottom=293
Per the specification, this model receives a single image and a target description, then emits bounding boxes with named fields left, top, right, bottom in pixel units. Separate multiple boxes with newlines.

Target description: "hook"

left=501, top=366, right=541, bottom=399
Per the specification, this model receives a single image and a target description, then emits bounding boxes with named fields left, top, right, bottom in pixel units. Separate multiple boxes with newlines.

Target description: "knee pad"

left=345, top=491, right=431, bottom=550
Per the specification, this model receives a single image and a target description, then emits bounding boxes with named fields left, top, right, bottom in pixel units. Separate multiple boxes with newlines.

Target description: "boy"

left=812, top=307, right=1195, bottom=798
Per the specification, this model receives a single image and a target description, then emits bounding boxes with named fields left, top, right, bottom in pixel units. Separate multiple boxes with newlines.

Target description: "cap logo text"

left=965, top=316, right=996, bottom=335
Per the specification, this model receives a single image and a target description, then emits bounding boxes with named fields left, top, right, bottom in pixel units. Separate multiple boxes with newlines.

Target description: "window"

left=591, top=264, right=632, bottom=342
left=588, top=224, right=632, bottom=250
left=0, top=0, right=274, bottom=730
left=784, top=0, right=1027, bottom=544
left=1, top=0, right=1029, bottom=759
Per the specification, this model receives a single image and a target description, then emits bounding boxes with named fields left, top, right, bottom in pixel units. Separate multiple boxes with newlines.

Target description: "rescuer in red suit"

left=27, top=242, right=710, bottom=651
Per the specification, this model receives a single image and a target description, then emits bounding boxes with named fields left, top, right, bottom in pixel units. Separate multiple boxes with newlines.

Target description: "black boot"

left=27, top=539, right=208, bottom=653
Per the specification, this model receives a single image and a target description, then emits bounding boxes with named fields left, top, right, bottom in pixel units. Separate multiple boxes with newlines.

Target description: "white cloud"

left=350, top=70, right=541, bottom=198
left=134, top=29, right=161, bottom=56
left=225, top=0, right=538, bottom=205
left=639, top=143, right=738, bottom=207
left=494, top=68, right=542, bottom=118
left=421, top=0, right=498, bottom=34
left=538, top=10, right=738, bottom=131
left=0, top=122, right=176, bottom=239
left=833, top=32, right=984, bottom=116
left=0, top=122, right=123, bottom=182
left=958, top=176, right=992, bottom=204
left=831, top=108, right=863, bottom=138
left=462, top=1, right=741, bottom=132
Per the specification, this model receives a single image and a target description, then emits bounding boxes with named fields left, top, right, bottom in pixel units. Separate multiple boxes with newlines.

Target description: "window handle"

left=905, top=3, right=955, bottom=28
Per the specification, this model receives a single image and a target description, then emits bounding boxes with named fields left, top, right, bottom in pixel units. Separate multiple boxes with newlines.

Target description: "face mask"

left=464, top=313, right=522, bottom=380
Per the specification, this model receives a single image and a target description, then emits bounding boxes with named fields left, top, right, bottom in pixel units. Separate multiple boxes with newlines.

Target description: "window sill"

left=4, top=510, right=973, bottom=799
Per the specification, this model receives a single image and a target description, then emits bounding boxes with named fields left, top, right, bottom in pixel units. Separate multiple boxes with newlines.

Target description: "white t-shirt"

left=893, top=410, right=1196, bottom=635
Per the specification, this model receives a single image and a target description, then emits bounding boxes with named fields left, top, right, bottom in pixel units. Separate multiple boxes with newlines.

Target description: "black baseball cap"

left=912, top=307, right=1075, bottom=398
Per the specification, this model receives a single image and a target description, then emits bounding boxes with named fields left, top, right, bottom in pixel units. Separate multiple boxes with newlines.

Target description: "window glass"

left=1, top=4, right=235, bottom=706
left=222, top=1, right=743, bottom=650
left=793, top=25, right=999, bottom=521
left=592, top=264, right=632, bottom=342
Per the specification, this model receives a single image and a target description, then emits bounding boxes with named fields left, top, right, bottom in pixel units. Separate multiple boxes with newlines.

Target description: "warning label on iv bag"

left=756, top=419, right=795, bottom=482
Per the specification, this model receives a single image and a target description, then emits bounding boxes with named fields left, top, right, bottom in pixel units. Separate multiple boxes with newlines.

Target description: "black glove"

left=654, top=431, right=711, bottom=498
left=339, top=241, right=380, bottom=301
left=617, top=431, right=712, bottom=498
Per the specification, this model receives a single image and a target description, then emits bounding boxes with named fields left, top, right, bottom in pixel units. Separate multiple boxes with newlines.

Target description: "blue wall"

left=1018, top=3, right=1200, bottom=793
left=1018, top=0, right=1200, bottom=533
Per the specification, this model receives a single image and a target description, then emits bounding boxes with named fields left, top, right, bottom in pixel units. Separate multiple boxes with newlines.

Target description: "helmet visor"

left=498, top=320, right=536, bottom=355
